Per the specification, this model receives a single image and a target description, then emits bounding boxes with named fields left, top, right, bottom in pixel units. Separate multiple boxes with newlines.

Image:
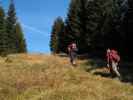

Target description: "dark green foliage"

left=65, top=0, right=89, bottom=53
left=77, top=0, right=89, bottom=53
left=57, top=18, right=65, bottom=53
left=121, top=0, right=133, bottom=60
left=50, top=17, right=65, bottom=54
left=86, top=0, right=104, bottom=53
left=0, top=0, right=27, bottom=56
left=90, top=0, right=121, bottom=55
left=15, top=23, right=27, bottom=53
left=6, top=0, right=17, bottom=53
left=65, top=0, right=80, bottom=42
left=0, top=5, right=8, bottom=55
left=49, top=0, right=132, bottom=60
left=65, top=0, right=124, bottom=56
left=65, top=0, right=121, bottom=54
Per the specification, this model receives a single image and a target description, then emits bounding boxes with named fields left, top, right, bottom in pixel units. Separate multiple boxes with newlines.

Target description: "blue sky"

left=2, top=0, right=70, bottom=53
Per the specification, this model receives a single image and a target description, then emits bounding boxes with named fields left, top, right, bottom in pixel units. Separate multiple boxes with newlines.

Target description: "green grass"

left=0, top=54, right=132, bottom=100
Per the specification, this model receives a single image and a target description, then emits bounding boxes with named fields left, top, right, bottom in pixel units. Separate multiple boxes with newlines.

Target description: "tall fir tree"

left=50, top=0, right=133, bottom=60
left=56, top=17, right=65, bottom=53
left=0, top=4, right=8, bottom=55
left=78, top=0, right=89, bottom=53
left=15, top=22, right=27, bottom=53
left=0, top=1, right=26, bottom=55
left=122, top=0, right=133, bottom=60
left=65, top=0, right=81, bottom=51
left=65, top=0, right=89, bottom=53
left=6, top=0, right=17, bottom=53
left=86, top=0, right=103, bottom=54
left=127, top=0, right=133, bottom=59
left=85, top=0, right=122, bottom=56
left=50, top=17, right=64, bottom=54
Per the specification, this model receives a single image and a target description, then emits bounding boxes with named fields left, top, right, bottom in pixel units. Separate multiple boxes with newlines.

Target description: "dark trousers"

left=69, top=51, right=77, bottom=64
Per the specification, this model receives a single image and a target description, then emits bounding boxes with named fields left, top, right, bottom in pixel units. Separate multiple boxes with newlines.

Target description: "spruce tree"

left=15, top=22, right=27, bottom=53
left=50, top=17, right=64, bottom=54
left=77, top=0, right=89, bottom=53
left=6, top=0, right=17, bottom=53
left=65, top=0, right=89, bottom=53
left=65, top=0, right=81, bottom=51
left=85, top=0, right=107, bottom=55
left=56, top=17, right=65, bottom=53
left=86, top=0, right=102, bottom=53
left=127, top=0, right=133, bottom=59
left=52, top=0, right=130, bottom=58
left=122, top=0, right=133, bottom=59
left=85, top=0, right=122, bottom=56
left=0, top=4, right=7, bottom=55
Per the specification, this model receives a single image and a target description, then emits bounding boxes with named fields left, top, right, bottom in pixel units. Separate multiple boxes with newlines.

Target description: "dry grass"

left=0, top=54, right=132, bottom=100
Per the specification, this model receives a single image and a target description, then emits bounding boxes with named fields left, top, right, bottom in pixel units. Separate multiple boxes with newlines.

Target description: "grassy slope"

left=0, top=54, right=132, bottom=100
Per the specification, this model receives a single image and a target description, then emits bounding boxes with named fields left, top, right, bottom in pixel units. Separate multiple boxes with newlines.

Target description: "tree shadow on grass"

left=58, top=54, right=133, bottom=84
left=83, top=58, right=106, bottom=72
left=84, top=58, right=133, bottom=84
left=119, top=63, right=133, bottom=84
left=94, top=72, right=112, bottom=78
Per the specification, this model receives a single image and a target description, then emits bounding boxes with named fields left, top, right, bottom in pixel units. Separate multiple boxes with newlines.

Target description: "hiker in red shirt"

left=68, top=42, right=78, bottom=66
left=106, top=48, right=121, bottom=78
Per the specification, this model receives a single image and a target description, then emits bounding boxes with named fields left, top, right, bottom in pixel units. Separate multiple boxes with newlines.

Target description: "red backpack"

left=110, top=50, right=120, bottom=62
